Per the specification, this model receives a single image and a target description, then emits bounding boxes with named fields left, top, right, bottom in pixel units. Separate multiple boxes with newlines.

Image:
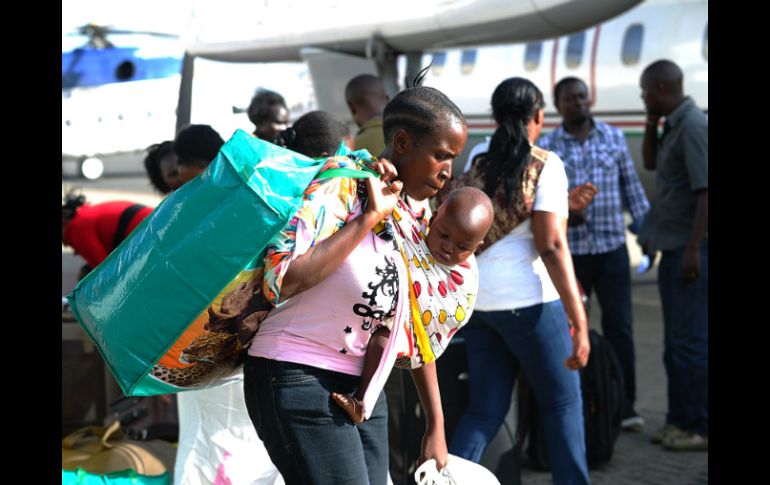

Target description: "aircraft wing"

left=185, top=0, right=642, bottom=62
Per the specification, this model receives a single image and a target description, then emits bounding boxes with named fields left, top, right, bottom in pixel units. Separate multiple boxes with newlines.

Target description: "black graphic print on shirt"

left=353, top=255, right=399, bottom=334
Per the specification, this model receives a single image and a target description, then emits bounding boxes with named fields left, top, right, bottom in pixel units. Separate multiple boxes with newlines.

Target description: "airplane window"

left=622, top=24, right=644, bottom=65
left=432, top=52, right=447, bottom=76
left=461, top=49, right=477, bottom=75
left=566, top=32, right=585, bottom=69
left=524, top=42, right=542, bottom=71
left=703, top=23, right=708, bottom=61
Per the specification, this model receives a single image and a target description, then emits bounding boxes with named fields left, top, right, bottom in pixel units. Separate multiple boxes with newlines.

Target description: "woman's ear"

left=393, top=129, right=411, bottom=156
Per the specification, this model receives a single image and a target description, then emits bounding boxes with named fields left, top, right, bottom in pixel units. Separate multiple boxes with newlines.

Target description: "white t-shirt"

left=475, top=151, right=569, bottom=311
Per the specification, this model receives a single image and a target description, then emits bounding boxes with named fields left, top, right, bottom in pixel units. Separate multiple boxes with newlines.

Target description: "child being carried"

left=332, top=187, right=494, bottom=423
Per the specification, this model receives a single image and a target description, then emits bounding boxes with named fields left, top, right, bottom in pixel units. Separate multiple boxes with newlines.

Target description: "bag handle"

left=314, top=157, right=380, bottom=181
left=100, top=419, right=123, bottom=449
left=62, top=426, right=106, bottom=449
left=61, top=420, right=124, bottom=450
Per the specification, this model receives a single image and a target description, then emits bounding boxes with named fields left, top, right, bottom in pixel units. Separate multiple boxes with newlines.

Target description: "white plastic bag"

left=414, top=455, right=500, bottom=485
left=174, top=376, right=284, bottom=485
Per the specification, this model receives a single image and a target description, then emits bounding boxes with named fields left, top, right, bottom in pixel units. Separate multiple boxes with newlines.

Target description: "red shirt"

left=64, top=201, right=153, bottom=268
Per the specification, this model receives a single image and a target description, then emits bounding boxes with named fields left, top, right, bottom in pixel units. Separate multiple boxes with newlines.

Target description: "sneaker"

left=621, top=410, right=645, bottom=431
left=663, top=431, right=708, bottom=451
left=651, top=424, right=684, bottom=444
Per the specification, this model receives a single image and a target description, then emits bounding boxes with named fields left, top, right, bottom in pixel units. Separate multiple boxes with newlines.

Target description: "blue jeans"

left=658, top=244, right=708, bottom=435
left=448, top=301, right=590, bottom=485
left=572, top=245, right=636, bottom=416
left=243, top=357, right=389, bottom=485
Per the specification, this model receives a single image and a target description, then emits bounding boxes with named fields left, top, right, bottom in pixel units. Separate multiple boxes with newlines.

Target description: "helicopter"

left=62, top=24, right=184, bottom=179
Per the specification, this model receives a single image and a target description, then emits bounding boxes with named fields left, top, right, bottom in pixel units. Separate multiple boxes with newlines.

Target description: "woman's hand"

left=410, top=362, right=448, bottom=471
left=565, top=324, right=591, bottom=370
left=419, top=426, right=449, bottom=472
left=371, top=157, right=399, bottom=183
left=364, top=172, right=403, bottom=221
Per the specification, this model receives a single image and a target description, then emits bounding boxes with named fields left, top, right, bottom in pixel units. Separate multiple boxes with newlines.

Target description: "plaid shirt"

left=538, top=120, right=649, bottom=255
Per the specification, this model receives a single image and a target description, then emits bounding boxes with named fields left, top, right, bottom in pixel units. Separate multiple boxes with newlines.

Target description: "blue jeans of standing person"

left=572, top=244, right=636, bottom=417
left=658, top=243, right=708, bottom=435
left=243, top=357, right=389, bottom=485
left=448, top=301, right=590, bottom=485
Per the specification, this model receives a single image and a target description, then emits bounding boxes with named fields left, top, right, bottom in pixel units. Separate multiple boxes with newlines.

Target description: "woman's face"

left=396, top=118, right=467, bottom=201
left=178, top=161, right=206, bottom=185
left=255, top=105, right=290, bottom=141
left=159, top=152, right=182, bottom=192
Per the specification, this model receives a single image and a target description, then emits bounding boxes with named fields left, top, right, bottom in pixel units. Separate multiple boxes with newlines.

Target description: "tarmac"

left=62, top=179, right=708, bottom=484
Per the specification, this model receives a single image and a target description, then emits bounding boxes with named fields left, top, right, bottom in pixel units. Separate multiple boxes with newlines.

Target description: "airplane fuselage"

left=410, top=0, right=708, bottom=198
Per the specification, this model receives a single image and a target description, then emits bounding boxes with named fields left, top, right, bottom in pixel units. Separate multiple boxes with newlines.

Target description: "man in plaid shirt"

left=539, top=77, right=649, bottom=431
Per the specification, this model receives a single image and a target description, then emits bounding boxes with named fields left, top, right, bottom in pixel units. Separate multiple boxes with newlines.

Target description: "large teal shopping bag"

left=67, top=129, right=343, bottom=396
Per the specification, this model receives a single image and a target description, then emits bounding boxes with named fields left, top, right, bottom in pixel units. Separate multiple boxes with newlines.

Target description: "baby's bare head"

left=426, top=187, right=493, bottom=266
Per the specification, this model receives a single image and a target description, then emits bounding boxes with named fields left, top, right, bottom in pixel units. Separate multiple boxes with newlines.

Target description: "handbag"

left=62, top=415, right=177, bottom=477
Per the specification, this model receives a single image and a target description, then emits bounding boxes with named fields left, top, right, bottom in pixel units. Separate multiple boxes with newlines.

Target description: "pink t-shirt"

left=248, top=217, right=401, bottom=376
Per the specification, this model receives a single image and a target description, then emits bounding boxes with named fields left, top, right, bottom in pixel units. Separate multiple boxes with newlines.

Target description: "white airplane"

left=178, top=0, right=706, bottom=198
left=177, top=0, right=642, bottom=134
left=180, top=0, right=642, bottom=130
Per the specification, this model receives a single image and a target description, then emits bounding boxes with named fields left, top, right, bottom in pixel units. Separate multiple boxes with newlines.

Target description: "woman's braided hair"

left=383, top=64, right=465, bottom=145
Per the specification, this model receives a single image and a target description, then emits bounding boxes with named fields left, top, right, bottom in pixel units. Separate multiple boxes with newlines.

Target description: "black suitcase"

left=525, top=329, right=625, bottom=469
left=386, top=338, right=521, bottom=485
